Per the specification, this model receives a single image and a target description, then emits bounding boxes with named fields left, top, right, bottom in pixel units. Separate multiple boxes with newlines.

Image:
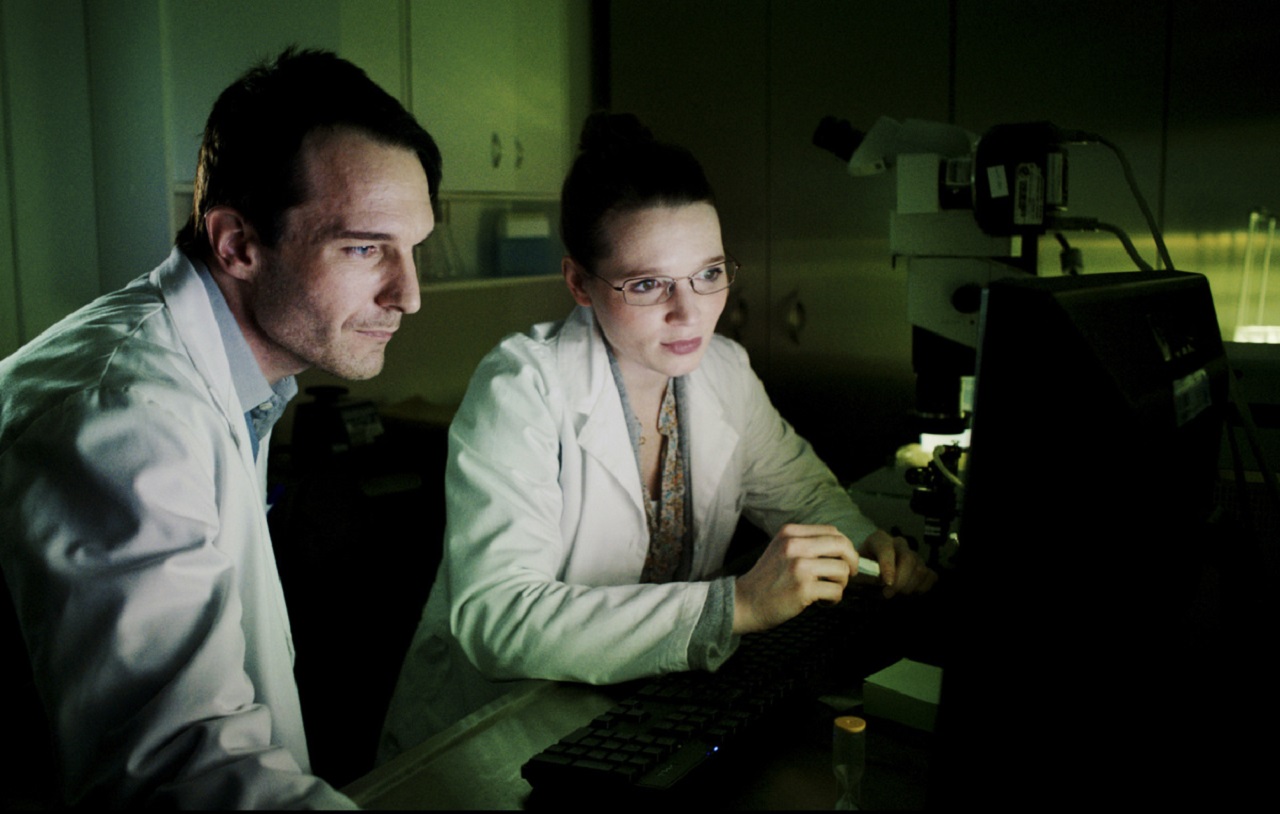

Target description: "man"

left=0, top=48, right=439, bottom=807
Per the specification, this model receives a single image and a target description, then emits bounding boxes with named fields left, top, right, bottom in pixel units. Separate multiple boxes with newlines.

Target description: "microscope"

left=814, top=115, right=1169, bottom=567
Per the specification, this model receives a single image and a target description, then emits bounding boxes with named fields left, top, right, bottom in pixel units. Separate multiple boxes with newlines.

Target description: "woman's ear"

left=563, top=256, right=594, bottom=308
left=205, top=206, right=265, bottom=282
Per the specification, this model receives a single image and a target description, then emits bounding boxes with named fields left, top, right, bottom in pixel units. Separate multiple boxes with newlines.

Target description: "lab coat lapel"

left=155, top=249, right=296, bottom=660
left=686, top=361, right=740, bottom=572
left=560, top=308, right=647, bottom=517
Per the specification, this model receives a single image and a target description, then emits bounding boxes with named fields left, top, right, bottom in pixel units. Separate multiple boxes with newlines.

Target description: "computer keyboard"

left=521, top=594, right=888, bottom=801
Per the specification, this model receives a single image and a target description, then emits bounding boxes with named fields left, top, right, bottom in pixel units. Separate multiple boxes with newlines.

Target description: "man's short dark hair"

left=175, top=47, right=443, bottom=256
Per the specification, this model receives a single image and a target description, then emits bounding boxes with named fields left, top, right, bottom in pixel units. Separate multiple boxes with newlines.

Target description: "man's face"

left=250, top=128, right=434, bottom=381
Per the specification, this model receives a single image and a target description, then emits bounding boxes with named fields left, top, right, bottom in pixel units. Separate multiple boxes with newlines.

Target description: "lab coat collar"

left=153, top=248, right=257, bottom=474
left=193, top=259, right=277, bottom=415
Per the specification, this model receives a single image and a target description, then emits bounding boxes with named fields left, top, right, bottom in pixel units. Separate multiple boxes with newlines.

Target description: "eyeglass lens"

left=620, top=260, right=737, bottom=304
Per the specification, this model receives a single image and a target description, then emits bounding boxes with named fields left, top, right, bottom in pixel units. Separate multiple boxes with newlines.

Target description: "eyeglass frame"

left=582, top=256, right=740, bottom=306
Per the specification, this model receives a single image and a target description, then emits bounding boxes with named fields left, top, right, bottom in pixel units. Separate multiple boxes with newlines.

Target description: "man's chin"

left=316, top=353, right=385, bottom=381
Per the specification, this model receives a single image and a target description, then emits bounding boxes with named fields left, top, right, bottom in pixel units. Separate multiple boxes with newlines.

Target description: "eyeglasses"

left=586, top=257, right=739, bottom=306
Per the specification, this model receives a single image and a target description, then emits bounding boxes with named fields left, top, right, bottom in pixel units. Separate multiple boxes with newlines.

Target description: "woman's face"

left=566, top=202, right=729, bottom=393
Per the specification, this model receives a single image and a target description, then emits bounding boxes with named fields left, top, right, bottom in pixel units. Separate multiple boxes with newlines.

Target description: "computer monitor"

left=929, top=270, right=1242, bottom=806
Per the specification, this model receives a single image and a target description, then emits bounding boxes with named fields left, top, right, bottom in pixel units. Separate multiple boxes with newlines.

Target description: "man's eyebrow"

left=305, top=216, right=394, bottom=243
left=331, top=229, right=394, bottom=242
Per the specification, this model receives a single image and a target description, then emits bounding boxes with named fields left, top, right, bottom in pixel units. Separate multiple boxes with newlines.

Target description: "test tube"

left=833, top=715, right=866, bottom=810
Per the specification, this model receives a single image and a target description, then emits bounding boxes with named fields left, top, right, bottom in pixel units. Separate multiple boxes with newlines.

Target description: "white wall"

left=0, top=0, right=100, bottom=351
left=83, top=1, right=174, bottom=293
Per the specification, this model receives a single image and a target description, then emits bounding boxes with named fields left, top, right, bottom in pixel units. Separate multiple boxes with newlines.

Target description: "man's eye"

left=346, top=245, right=378, bottom=258
left=626, top=278, right=664, bottom=294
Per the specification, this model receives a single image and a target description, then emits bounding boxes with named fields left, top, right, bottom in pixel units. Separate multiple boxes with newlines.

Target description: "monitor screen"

left=929, top=270, right=1236, bottom=805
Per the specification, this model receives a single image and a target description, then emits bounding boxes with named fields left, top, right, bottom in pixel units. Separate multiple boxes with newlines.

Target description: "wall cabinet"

left=410, top=0, right=572, bottom=195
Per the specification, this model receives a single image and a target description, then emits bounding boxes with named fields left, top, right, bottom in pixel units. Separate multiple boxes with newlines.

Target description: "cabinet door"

left=765, top=0, right=950, bottom=471
left=411, top=0, right=518, bottom=193
left=410, top=0, right=570, bottom=195
left=511, top=0, right=571, bottom=194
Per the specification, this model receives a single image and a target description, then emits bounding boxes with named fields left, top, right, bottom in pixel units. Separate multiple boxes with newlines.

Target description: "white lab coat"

left=0, top=249, right=352, bottom=808
left=379, top=306, right=877, bottom=759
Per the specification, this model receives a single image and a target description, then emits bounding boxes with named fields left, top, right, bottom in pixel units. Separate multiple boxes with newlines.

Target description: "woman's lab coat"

left=379, top=306, right=877, bottom=758
left=0, top=249, right=349, bottom=807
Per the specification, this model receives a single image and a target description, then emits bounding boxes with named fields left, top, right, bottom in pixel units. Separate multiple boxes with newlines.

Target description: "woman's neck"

left=619, top=366, right=668, bottom=426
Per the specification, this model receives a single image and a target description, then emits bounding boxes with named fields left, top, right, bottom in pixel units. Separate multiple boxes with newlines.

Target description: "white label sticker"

left=986, top=165, right=1009, bottom=199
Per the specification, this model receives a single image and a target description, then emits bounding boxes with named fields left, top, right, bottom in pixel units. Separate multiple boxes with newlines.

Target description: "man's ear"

left=205, top=206, right=265, bottom=282
left=563, top=256, right=594, bottom=308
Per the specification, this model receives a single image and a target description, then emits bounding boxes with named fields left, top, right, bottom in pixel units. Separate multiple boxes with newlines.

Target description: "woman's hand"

left=861, top=529, right=938, bottom=598
left=732, top=524, right=860, bottom=634
left=732, top=525, right=940, bottom=635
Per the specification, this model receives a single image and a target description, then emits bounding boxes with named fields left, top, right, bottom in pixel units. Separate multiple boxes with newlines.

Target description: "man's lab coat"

left=0, top=249, right=350, bottom=807
left=379, top=305, right=876, bottom=759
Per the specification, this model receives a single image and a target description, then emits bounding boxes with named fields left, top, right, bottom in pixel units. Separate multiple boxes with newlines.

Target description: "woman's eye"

left=696, top=266, right=724, bottom=282
left=626, top=278, right=663, bottom=294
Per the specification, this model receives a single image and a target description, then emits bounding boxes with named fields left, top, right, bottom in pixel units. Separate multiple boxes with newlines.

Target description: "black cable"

left=1046, top=215, right=1154, bottom=271
left=1054, top=232, right=1083, bottom=275
left=1062, top=129, right=1175, bottom=271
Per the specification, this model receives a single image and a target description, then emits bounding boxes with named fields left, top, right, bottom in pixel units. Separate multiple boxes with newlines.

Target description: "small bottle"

left=833, top=715, right=866, bottom=810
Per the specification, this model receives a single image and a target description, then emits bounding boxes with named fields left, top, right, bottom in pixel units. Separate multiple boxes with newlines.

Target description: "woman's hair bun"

left=561, top=111, right=714, bottom=268
left=577, top=111, right=655, bottom=155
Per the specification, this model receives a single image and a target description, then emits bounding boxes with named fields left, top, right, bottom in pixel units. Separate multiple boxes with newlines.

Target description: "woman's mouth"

left=663, top=337, right=703, bottom=355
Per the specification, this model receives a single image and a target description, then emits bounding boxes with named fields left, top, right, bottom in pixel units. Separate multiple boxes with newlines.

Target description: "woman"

left=378, top=113, right=935, bottom=761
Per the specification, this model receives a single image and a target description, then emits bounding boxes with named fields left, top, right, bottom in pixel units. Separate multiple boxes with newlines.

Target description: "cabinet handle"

left=723, top=293, right=748, bottom=341
left=490, top=132, right=502, bottom=169
left=785, top=293, right=806, bottom=344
